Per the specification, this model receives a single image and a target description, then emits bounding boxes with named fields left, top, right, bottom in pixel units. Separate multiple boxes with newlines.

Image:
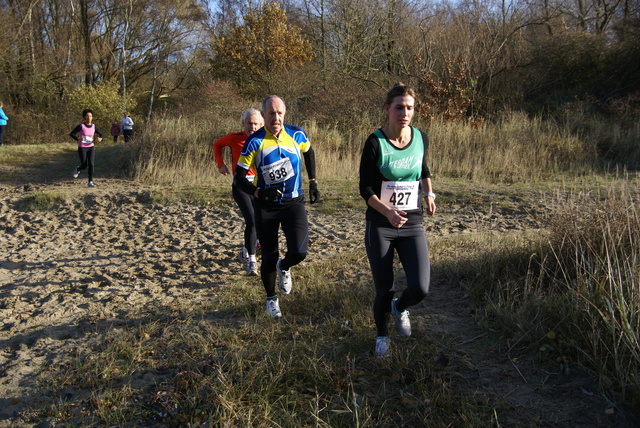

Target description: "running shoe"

left=247, top=261, right=259, bottom=276
left=266, top=297, right=282, bottom=318
left=238, top=250, right=249, bottom=272
left=87, top=181, right=96, bottom=187
left=72, top=168, right=80, bottom=178
left=392, top=298, right=411, bottom=337
left=375, top=336, right=390, bottom=357
left=276, top=258, right=292, bottom=294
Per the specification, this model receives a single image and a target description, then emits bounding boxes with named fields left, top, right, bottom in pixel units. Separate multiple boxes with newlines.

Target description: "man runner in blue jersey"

left=234, top=95, right=320, bottom=318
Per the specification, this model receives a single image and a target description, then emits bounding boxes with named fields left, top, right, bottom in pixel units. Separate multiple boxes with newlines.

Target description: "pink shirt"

left=78, top=123, right=96, bottom=148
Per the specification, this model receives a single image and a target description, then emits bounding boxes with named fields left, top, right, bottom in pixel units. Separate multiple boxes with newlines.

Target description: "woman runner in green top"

left=358, top=83, right=436, bottom=357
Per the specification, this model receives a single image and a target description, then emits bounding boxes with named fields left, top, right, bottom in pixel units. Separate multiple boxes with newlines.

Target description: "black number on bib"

left=269, top=167, right=288, bottom=182
left=389, top=192, right=411, bottom=206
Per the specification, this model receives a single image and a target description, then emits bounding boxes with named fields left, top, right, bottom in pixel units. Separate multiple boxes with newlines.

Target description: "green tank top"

left=374, top=127, right=424, bottom=181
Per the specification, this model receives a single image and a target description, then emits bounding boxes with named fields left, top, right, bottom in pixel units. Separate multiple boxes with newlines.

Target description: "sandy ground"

left=0, top=176, right=637, bottom=426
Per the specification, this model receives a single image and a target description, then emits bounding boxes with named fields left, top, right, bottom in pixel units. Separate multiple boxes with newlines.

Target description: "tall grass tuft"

left=426, top=112, right=596, bottom=182
left=131, top=117, right=233, bottom=186
left=465, top=179, right=640, bottom=404
left=546, top=181, right=640, bottom=402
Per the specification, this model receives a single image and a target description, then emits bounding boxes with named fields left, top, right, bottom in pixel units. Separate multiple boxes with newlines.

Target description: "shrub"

left=66, top=80, right=137, bottom=130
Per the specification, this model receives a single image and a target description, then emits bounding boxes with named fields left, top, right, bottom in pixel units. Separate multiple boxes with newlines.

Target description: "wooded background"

left=0, top=0, right=638, bottom=143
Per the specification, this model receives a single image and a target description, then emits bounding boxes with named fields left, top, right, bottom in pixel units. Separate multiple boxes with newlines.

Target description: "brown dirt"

left=0, top=165, right=637, bottom=426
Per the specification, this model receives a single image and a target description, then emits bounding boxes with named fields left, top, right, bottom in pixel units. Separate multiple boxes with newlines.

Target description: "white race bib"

left=380, top=181, right=419, bottom=210
left=261, top=158, right=293, bottom=185
left=82, top=136, right=93, bottom=144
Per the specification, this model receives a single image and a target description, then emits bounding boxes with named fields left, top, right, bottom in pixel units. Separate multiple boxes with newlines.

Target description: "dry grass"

left=130, top=111, right=640, bottom=185
left=456, top=178, right=640, bottom=405
left=546, top=181, right=640, bottom=402
left=427, top=112, right=595, bottom=181
left=38, top=250, right=496, bottom=426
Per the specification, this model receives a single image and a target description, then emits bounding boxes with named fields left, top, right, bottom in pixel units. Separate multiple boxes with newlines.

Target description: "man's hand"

left=258, top=187, right=282, bottom=203
left=309, top=180, right=319, bottom=204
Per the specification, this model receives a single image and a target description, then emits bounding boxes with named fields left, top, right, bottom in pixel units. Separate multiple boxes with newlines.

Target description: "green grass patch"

left=17, top=191, right=67, bottom=211
left=312, top=178, right=362, bottom=214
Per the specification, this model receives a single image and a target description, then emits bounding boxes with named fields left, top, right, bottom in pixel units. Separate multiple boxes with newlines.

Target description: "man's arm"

left=303, top=147, right=319, bottom=203
left=303, top=146, right=316, bottom=180
left=233, top=166, right=257, bottom=196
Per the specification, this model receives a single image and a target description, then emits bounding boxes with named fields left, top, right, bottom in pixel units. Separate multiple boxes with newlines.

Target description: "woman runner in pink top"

left=70, top=109, right=103, bottom=187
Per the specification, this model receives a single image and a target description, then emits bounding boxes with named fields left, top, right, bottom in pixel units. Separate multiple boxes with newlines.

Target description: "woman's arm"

left=70, top=124, right=81, bottom=140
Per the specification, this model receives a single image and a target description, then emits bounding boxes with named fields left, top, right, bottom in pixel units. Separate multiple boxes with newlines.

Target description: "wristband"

left=424, top=192, right=436, bottom=200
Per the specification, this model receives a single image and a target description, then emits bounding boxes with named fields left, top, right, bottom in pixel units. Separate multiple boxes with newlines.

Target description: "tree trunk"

left=80, top=0, right=92, bottom=85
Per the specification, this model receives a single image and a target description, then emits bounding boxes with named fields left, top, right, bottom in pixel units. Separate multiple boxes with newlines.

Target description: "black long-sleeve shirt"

left=359, top=128, right=431, bottom=226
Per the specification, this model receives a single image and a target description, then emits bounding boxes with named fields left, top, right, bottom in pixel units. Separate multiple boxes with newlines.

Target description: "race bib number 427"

left=380, top=181, right=419, bottom=210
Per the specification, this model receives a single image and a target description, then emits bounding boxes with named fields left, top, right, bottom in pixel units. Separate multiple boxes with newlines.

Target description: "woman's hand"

left=386, top=208, right=408, bottom=228
left=425, top=195, right=436, bottom=216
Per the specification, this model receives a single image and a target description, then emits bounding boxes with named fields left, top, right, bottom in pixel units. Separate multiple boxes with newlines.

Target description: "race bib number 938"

left=261, top=157, right=293, bottom=185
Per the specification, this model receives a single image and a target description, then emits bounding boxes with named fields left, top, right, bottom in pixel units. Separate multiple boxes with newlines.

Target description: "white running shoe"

left=72, top=168, right=80, bottom=178
left=392, top=298, right=411, bottom=337
left=266, top=298, right=282, bottom=318
left=276, top=258, right=292, bottom=294
left=87, top=181, right=96, bottom=187
left=247, top=261, right=259, bottom=276
left=375, top=336, right=390, bottom=357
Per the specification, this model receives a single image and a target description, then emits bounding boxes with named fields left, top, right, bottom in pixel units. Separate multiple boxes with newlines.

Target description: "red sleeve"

left=213, top=133, right=238, bottom=169
left=213, top=132, right=251, bottom=173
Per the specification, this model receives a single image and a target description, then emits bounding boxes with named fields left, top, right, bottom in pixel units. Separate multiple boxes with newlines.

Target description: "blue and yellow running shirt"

left=237, top=124, right=311, bottom=200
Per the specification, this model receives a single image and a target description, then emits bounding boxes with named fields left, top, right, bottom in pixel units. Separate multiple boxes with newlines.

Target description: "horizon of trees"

left=0, top=0, right=638, bottom=143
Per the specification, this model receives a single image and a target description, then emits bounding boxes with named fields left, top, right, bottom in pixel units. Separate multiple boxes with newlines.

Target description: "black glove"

left=258, top=187, right=282, bottom=203
left=309, top=180, right=319, bottom=204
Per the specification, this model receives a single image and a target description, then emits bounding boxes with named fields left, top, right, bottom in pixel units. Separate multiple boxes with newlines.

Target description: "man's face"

left=243, top=113, right=263, bottom=135
left=262, top=97, right=286, bottom=137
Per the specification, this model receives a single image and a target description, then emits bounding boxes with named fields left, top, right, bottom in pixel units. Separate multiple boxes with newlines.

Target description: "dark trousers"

left=77, top=146, right=95, bottom=182
left=365, top=221, right=430, bottom=337
left=254, top=201, right=308, bottom=297
left=0, top=125, right=5, bottom=145
left=232, top=184, right=257, bottom=255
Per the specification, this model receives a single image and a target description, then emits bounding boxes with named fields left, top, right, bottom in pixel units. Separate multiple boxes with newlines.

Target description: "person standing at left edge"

left=234, top=95, right=320, bottom=319
left=0, top=101, right=8, bottom=146
left=70, top=109, right=103, bottom=187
